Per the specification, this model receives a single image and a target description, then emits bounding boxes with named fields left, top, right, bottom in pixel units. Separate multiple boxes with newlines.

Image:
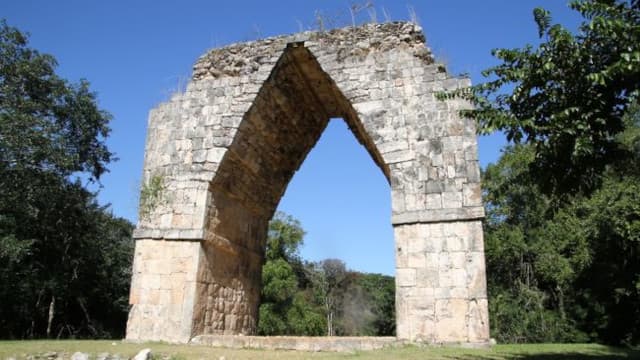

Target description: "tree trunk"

left=46, top=295, right=55, bottom=338
left=557, top=285, right=566, bottom=320
left=77, top=297, right=97, bottom=336
left=326, top=308, right=331, bottom=336
left=30, top=289, right=44, bottom=338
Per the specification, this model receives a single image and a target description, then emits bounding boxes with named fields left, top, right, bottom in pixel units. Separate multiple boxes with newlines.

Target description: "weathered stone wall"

left=192, top=240, right=262, bottom=335
left=395, top=221, right=488, bottom=342
left=126, top=239, right=200, bottom=342
left=127, top=22, right=489, bottom=345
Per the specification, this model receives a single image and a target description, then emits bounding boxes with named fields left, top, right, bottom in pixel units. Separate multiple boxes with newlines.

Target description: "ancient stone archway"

left=126, top=22, right=489, bottom=346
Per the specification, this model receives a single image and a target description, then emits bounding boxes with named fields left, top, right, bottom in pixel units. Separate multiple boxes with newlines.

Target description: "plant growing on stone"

left=139, top=174, right=166, bottom=220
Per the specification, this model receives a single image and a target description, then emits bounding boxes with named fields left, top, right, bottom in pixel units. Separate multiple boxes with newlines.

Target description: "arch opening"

left=272, top=117, right=395, bottom=336
left=277, top=118, right=393, bottom=274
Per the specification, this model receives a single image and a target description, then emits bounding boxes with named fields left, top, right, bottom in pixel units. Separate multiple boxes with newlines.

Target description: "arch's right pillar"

left=319, top=34, right=490, bottom=342
left=387, top=85, right=489, bottom=344
left=393, top=218, right=488, bottom=344
left=310, top=26, right=490, bottom=342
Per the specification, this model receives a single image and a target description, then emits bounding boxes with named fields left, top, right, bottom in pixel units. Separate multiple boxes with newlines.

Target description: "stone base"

left=126, top=239, right=202, bottom=343
left=191, top=335, right=398, bottom=352
left=189, top=335, right=493, bottom=352
left=394, top=221, right=490, bottom=343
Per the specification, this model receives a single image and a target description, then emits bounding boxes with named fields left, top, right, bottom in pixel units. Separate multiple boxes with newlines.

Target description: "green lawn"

left=0, top=341, right=638, bottom=359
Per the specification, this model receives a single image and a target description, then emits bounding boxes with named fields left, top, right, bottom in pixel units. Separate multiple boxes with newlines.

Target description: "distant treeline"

left=257, top=213, right=395, bottom=337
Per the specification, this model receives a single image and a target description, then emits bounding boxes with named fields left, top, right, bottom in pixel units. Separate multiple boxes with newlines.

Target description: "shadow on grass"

left=448, top=348, right=640, bottom=360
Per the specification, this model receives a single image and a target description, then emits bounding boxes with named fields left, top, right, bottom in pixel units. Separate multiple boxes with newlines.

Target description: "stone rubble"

left=6, top=349, right=162, bottom=360
left=12, top=352, right=126, bottom=360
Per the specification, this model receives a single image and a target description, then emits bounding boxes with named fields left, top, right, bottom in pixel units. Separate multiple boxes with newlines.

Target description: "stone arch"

left=195, top=44, right=389, bottom=336
left=126, top=22, right=489, bottom=346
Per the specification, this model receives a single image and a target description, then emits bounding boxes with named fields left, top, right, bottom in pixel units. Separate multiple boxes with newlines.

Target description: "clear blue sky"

left=2, top=1, right=582, bottom=276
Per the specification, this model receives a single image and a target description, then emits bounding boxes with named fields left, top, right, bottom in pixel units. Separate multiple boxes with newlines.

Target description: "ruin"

left=126, top=22, right=489, bottom=346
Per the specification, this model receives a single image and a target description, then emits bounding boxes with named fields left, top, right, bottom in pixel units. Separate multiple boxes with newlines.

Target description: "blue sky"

left=2, top=1, right=582, bottom=275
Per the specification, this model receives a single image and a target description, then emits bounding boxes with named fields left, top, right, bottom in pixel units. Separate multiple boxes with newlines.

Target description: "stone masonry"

left=126, top=22, right=489, bottom=345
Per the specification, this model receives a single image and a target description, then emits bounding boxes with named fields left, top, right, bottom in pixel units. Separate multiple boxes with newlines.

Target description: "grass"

left=0, top=341, right=638, bottom=360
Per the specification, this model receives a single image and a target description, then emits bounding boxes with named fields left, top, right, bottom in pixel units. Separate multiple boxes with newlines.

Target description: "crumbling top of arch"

left=192, top=22, right=433, bottom=81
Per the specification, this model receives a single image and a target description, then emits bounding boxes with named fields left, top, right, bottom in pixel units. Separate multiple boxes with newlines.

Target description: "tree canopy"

left=0, top=20, right=132, bottom=339
left=0, top=20, right=113, bottom=181
left=465, top=0, right=640, bottom=346
left=445, top=0, right=640, bottom=196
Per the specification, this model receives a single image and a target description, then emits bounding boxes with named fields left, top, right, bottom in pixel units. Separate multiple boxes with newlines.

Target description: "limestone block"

left=391, top=189, right=406, bottom=214
left=435, top=299, right=468, bottom=342
left=448, top=252, right=467, bottom=269
left=466, top=251, right=488, bottom=299
left=416, top=267, right=439, bottom=288
left=396, top=268, right=417, bottom=287
left=408, top=252, right=426, bottom=268
left=468, top=221, right=485, bottom=252
left=446, top=235, right=467, bottom=252
left=467, top=299, right=490, bottom=342
left=462, top=182, right=482, bottom=207
left=384, top=150, right=414, bottom=164
left=425, top=193, right=442, bottom=209
left=404, top=193, right=418, bottom=211
left=442, top=191, right=463, bottom=208
left=394, top=235, right=409, bottom=268
left=407, top=233, right=427, bottom=254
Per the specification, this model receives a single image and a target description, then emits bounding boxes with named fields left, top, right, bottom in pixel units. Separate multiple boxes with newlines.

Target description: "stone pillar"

left=394, top=221, right=489, bottom=343
left=126, top=239, right=202, bottom=342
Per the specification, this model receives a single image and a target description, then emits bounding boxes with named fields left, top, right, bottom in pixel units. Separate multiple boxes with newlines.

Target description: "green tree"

left=567, top=108, right=640, bottom=344
left=257, top=212, right=325, bottom=336
left=355, top=273, right=395, bottom=336
left=446, top=0, right=640, bottom=195
left=569, top=177, right=640, bottom=345
left=285, top=293, right=326, bottom=336
left=306, top=259, right=348, bottom=336
left=482, top=145, right=590, bottom=343
left=440, top=0, right=640, bottom=345
left=0, top=20, right=132, bottom=339
left=483, top=105, right=640, bottom=345
left=0, top=20, right=113, bottom=180
left=0, top=174, right=134, bottom=338
left=266, top=212, right=306, bottom=262
left=261, top=259, right=298, bottom=303
left=258, top=213, right=396, bottom=337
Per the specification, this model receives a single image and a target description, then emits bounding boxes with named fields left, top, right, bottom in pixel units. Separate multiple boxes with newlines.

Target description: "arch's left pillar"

left=126, top=239, right=201, bottom=342
left=126, top=146, right=213, bottom=341
left=126, top=46, right=277, bottom=340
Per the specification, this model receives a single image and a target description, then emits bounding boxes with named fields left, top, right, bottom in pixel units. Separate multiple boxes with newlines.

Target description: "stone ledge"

left=190, top=335, right=398, bottom=352
left=189, top=335, right=493, bottom=352
left=132, top=228, right=204, bottom=240
left=392, top=207, right=485, bottom=225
